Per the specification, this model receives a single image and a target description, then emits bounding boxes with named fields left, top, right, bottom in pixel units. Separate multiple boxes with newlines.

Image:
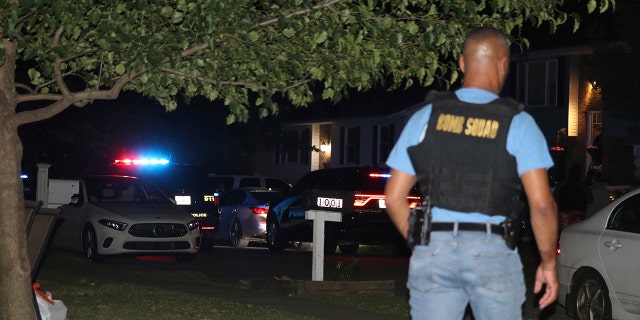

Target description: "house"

left=258, top=45, right=640, bottom=187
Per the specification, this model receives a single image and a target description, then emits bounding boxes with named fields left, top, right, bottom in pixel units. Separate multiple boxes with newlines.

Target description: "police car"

left=109, top=156, right=219, bottom=247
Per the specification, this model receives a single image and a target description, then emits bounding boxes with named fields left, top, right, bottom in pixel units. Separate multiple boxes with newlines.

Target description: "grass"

left=35, top=249, right=408, bottom=320
left=39, top=279, right=322, bottom=320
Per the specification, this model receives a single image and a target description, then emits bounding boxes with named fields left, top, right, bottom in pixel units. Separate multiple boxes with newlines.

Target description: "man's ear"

left=459, top=54, right=465, bottom=73
left=498, top=56, right=509, bottom=78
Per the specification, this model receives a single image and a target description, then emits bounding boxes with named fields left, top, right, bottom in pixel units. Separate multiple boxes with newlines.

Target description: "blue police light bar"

left=114, top=158, right=170, bottom=166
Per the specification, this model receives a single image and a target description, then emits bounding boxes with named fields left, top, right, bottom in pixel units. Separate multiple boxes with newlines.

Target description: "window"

left=265, top=178, right=291, bottom=191
left=339, top=126, right=360, bottom=165
left=238, top=177, right=261, bottom=188
left=516, top=59, right=558, bottom=107
left=372, top=125, right=395, bottom=164
left=278, top=128, right=311, bottom=165
left=609, top=195, right=640, bottom=234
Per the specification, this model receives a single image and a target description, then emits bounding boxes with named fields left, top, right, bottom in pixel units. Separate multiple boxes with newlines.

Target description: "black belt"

left=431, top=222, right=505, bottom=235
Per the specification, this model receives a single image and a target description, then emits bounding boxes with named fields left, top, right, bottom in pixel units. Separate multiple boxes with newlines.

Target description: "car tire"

left=230, top=219, right=249, bottom=248
left=572, top=270, right=612, bottom=320
left=292, top=241, right=311, bottom=251
left=82, top=225, right=102, bottom=263
left=175, top=254, right=197, bottom=263
left=338, top=242, right=359, bottom=255
left=266, top=214, right=285, bottom=252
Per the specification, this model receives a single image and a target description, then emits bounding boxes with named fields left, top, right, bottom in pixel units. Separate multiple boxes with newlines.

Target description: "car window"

left=84, top=176, right=169, bottom=203
left=208, top=177, right=235, bottom=192
left=609, top=194, right=640, bottom=233
left=239, top=177, right=261, bottom=188
left=265, top=178, right=291, bottom=191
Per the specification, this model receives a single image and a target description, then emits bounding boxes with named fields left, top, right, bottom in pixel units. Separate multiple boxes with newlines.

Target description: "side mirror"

left=70, top=194, right=79, bottom=205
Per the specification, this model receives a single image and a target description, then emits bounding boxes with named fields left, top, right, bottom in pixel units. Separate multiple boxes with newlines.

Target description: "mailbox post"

left=304, top=190, right=354, bottom=281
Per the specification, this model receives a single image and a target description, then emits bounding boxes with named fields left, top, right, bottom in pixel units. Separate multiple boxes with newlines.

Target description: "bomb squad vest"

left=407, top=91, right=525, bottom=217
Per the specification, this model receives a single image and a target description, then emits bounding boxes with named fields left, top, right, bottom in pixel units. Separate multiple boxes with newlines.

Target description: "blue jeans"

left=408, top=228, right=526, bottom=320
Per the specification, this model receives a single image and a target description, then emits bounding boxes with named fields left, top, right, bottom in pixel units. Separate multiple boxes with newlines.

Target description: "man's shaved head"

left=459, top=27, right=511, bottom=94
left=463, top=27, right=510, bottom=61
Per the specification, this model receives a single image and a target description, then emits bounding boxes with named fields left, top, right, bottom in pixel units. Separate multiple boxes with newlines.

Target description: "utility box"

left=47, top=179, right=79, bottom=208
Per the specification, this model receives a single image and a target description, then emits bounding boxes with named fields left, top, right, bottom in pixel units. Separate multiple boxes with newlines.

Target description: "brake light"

left=251, top=207, right=269, bottom=215
left=354, top=194, right=384, bottom=207
left=407, top=196, right=421, bottom=209
left=354, top=194, right=422, bottom=208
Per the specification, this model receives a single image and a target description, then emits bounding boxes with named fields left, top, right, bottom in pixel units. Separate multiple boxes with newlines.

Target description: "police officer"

left=384, top=27, right=558, bottom=319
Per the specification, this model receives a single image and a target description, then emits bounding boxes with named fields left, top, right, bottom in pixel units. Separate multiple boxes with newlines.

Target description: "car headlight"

left=187, top=220, right=199, bottom=231
left=98, top=219, right=127, bottom=231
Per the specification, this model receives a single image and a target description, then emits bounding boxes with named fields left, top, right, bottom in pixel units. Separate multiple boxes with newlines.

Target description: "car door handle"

left=604, top=239, right=623, bottom=251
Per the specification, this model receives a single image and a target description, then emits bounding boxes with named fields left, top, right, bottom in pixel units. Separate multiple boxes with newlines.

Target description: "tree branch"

left=13, top=70, right=136, bottom=126
left=250, top=0, right=343, bottom=30
left=177, top=0, right=344, bottom=61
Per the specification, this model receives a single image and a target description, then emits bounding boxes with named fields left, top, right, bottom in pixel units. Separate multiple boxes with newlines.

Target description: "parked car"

left=51, top=175, right=201, bottom=263
left=557, top=187, right=640, bottom=320
left=215, top=188, right=285, bottom=247
left=207, top=174, right=292, bottom=194
left=266, top=167, right=421, bottom=255
left=107, top=159, right=218, bottom=248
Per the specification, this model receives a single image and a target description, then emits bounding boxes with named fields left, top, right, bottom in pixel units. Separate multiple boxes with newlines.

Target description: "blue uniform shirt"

left=386, top=88, right=554, bottom=224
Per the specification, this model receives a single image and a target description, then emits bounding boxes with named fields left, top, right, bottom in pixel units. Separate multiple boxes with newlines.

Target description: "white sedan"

left=51, top=175, right=201, bottom=262
left=557, top=188, right=640, bottom=320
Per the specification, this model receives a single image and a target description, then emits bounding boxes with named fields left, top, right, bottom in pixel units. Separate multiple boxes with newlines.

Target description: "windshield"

left=84, top=176, right=171, bottom=204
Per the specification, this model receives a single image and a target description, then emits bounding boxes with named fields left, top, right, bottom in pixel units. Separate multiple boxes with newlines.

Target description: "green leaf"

left=587, top=0, right=597, bottom=13
left=115, top=63, right=126, bottom=75
left=315, top=31, right=328, bottom=44
left=282, top=28, right=296, bottom=38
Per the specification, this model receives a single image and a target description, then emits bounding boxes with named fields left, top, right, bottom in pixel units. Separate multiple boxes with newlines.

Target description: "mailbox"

left=303, top=189, right=354, bottom=213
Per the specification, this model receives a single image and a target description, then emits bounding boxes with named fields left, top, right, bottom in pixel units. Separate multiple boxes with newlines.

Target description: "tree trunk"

left=0, top=68, right=37, bottom=320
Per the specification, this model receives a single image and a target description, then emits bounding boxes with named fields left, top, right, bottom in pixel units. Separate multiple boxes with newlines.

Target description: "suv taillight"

left=407, top=196, right=421, bottom=209
left=354, top=194, right=384, bottom=207
left=353, top=194, right=422, bottom=209
left=251, top=207, right=269, bottom=215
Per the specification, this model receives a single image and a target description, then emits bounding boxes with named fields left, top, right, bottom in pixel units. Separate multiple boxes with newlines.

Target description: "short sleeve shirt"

left=386, top=88, right=554, bottom=224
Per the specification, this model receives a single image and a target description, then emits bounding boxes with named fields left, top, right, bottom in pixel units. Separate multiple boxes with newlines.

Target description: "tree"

left=0, top=0, right=614, bottom=318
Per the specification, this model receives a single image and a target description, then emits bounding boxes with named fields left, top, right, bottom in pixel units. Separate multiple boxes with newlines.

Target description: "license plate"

left=316, top=197, right=343, bottom=209
left=175, top=195, right=191, bottom=205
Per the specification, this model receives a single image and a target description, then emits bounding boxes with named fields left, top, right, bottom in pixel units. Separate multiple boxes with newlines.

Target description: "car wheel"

left=175, top=254, right=197, bottom=263
left=292, top=241, right=311, bottom=251
left=573, top=270, right=612, bottom=320
left=338, top=242, right=359, bottom=255
left=266, top=214, right=285, bottom=252
left=82, top=226, right=102, bottom=263
left=229, top=219, right=249, bottom=248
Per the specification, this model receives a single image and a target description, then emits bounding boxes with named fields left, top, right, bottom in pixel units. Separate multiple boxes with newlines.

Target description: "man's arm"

left=384, top=169, right=418, bottom=239
left=521, top=168, right=559, bottom=310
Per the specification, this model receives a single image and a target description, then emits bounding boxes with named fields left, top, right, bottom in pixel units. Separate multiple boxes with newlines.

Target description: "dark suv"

left=266, top=167, right=421, bottom=255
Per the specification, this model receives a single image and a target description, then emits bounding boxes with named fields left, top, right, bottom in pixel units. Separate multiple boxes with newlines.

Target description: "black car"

left=266, top=167, right=421, bottom=255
